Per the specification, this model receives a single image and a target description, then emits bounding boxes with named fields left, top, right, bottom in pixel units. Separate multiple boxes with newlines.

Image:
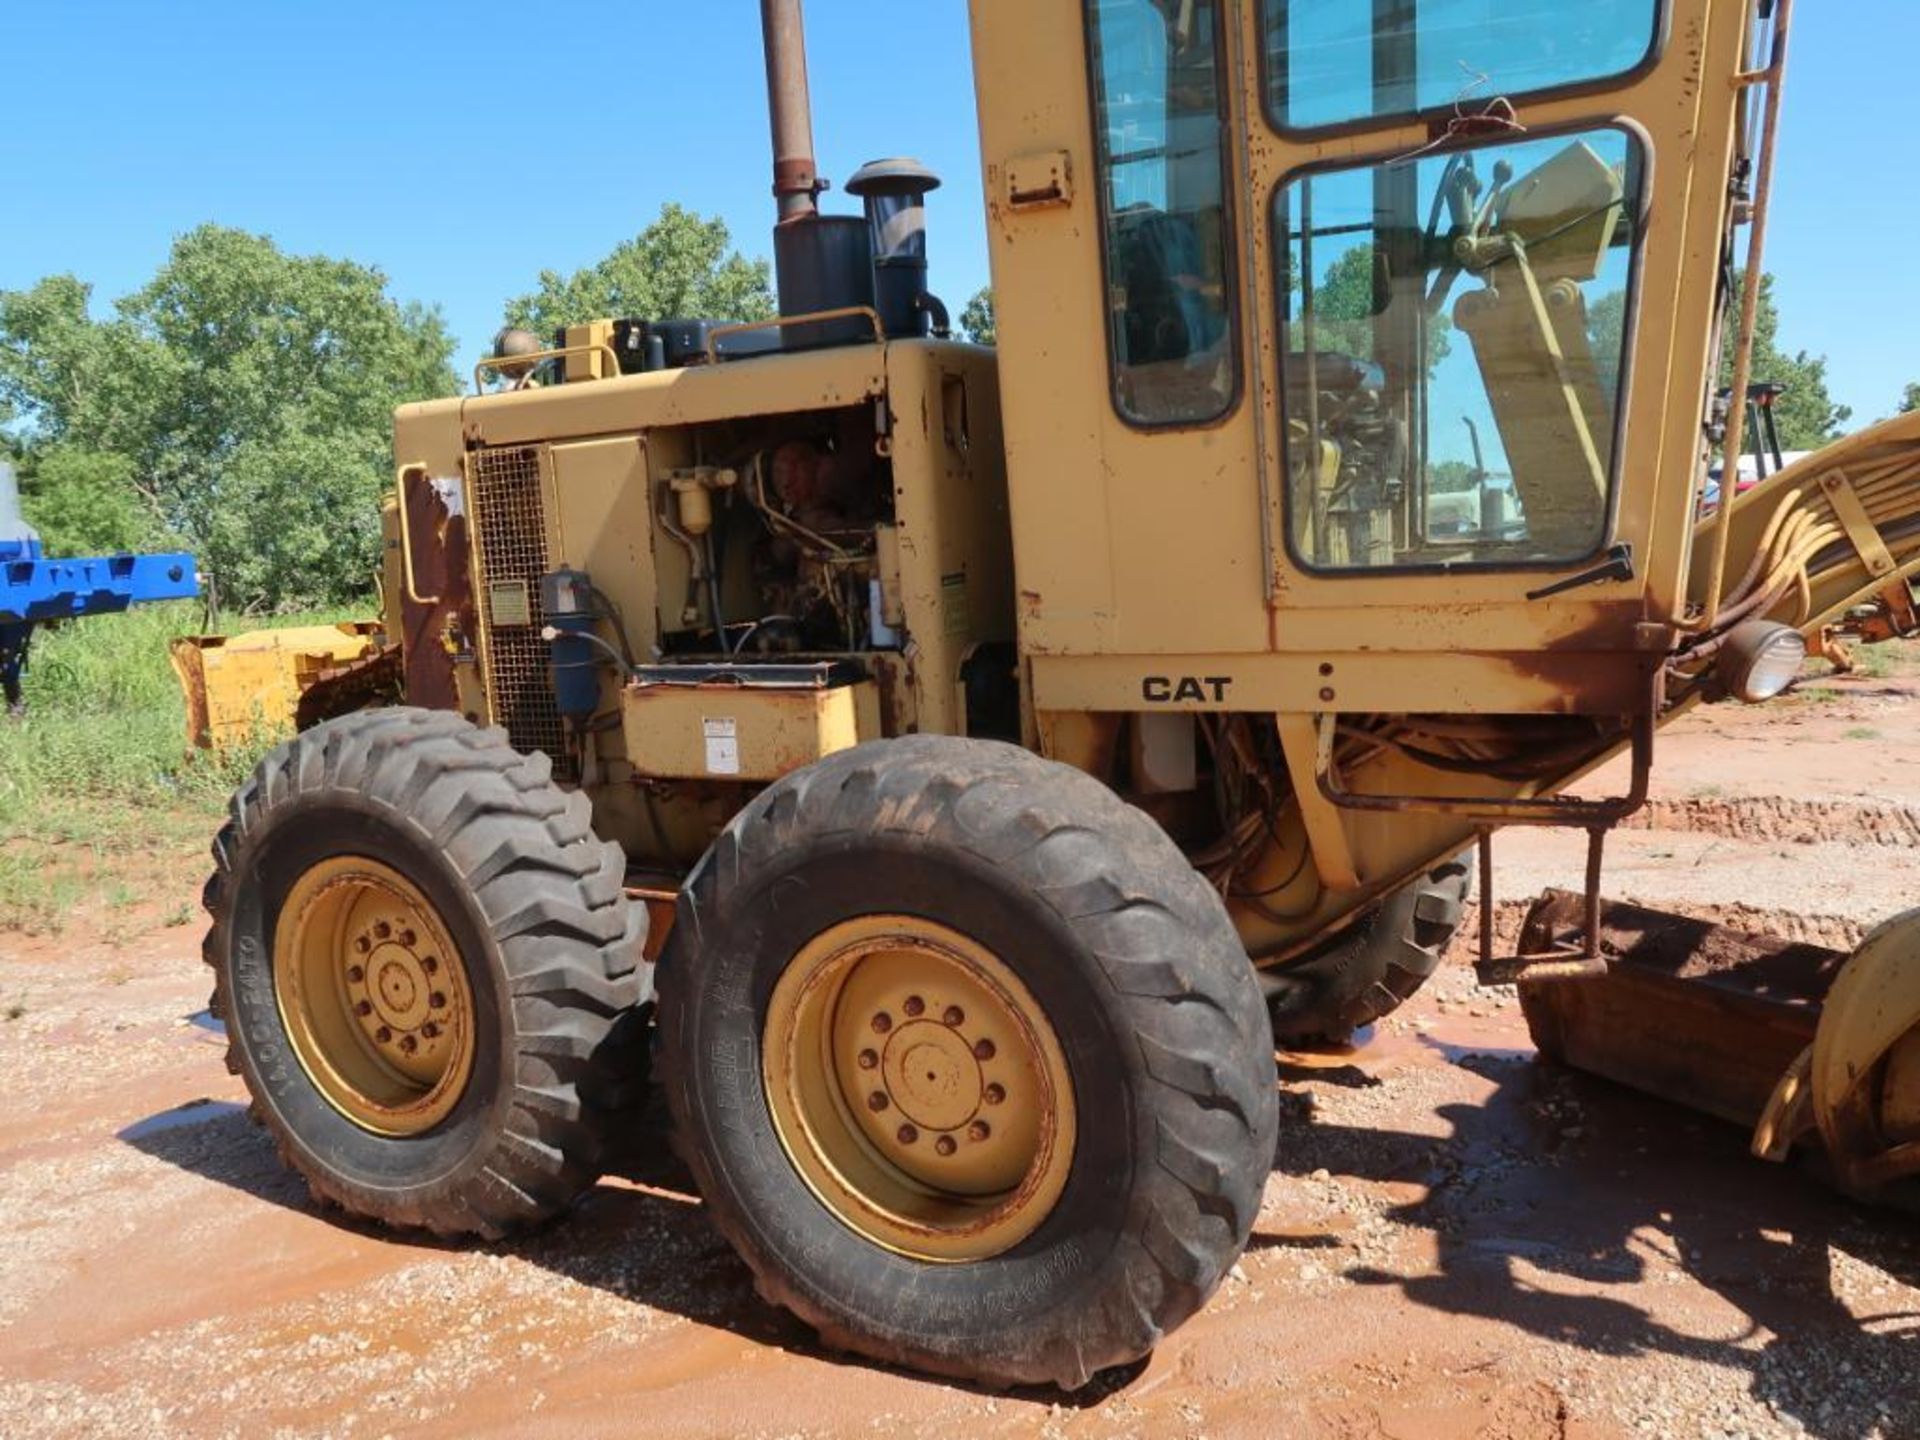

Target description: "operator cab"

left=1090, top=0, right=1649, bottom=573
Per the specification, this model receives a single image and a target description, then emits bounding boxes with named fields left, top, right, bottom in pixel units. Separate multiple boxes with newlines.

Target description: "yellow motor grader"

left=201, top=0, right=1918, bottom=1389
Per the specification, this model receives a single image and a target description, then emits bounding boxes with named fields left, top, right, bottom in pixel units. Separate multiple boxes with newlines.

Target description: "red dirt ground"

left=2, top=675, right=1916, bottom=1439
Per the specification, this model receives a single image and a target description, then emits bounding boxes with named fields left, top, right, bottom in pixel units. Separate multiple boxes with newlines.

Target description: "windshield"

left=1276, top=126, right=1643, bottom=571
left=1264, top=0, right=1663, bottom=133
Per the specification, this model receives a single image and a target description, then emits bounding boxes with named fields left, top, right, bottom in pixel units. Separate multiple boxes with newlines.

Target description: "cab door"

left=1242, top=0, right=1754, bottom=716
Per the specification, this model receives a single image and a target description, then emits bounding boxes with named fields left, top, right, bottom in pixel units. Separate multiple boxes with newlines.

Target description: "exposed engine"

left=658, top=405, right=898, bottom=661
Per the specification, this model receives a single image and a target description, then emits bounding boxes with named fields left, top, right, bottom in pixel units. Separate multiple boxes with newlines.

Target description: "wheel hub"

left=885, top=1020, right=976, bottom=1129
left=274, top=857, right=475, bottom=1137
left=764, top=916, right=1076, bottom=1262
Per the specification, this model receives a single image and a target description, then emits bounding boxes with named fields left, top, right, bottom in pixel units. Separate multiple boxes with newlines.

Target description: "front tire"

left=1265, top=853, right=1471, bottom=1045
left=659, top=736, right=1278, bottom=1389
left=204, top=708, right=649, bottom=1238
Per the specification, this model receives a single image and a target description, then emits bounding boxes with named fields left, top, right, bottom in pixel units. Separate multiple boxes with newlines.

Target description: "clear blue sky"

left=2, top=3, right=1913, bottom=423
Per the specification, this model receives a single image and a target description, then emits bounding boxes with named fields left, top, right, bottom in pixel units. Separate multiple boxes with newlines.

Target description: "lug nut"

left=375, top=1026, right=393, bottom=1044
left=896, top=1124, right=919, bottom=1145
left=374, top=921, right=391, bottom=940
left=903, top=996, right=925, bottom=1018
left=935, top=1136, right=957, bottom=1157
left=430, top=992, right=448, bottom=1011
left=871, top=1012, right=892, bottom=1035
left=942, top=1005, right=965, bottom=1027
left=422, top=956, right=440, bottom=975
left=399, top=1035, right=418, bottom=1054
left=422, top=1022, right=440, bottom=1040
left=973, top=1038, right=996, bottom=1061
left=857, top=1049, right=879, bottom=1070
left=867, top=1091, right=890, bottom=1113
left=347, top=965, right=365, bottom=983
left=968, top=1120, right=992, bottom=1143
left=355, top=1000, right=373, bottom=1018
left=984, top=1083, right=1006, bottom=1106
left=354, top=937, right=371, bottom=955
left=399, top=929, right=416, bottom=947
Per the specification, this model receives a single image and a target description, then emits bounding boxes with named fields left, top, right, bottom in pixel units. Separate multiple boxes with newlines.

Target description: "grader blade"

left=1517, top=891, right=1920, bottom=1205
left=1517, top=891, right=1842, bottom=1129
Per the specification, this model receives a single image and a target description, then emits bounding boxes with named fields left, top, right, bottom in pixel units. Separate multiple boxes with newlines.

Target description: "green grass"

left=1844, top=726, right=1882, bottom=741
left=1850, top=647, right=1900, bottom=680
left=2, top=604, right=262, bottom=821
left=0, top=599, right=369, bottom=936
left=1807, top=638, right=1920, bottom=683
left=1789, top=684, right=1843, bottom=706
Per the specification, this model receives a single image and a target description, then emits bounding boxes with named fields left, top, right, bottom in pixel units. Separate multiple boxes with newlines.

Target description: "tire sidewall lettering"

left=225, top=801, right=505, bottom=1196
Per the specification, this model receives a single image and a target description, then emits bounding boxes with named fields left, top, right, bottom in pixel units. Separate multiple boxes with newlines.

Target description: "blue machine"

left=0, top=460, right=199, bottom=714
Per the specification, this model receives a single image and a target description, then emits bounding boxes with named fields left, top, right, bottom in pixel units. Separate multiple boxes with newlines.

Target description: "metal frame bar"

left=472, top=343, right=623, bottom=393
left=1310, top=688, right=1656, bottom=826
left=393, top=464, right=442, bottom=607
left=1695, top=0, right=1795, bottom=628
left=704, top=307, right=886, bottom=362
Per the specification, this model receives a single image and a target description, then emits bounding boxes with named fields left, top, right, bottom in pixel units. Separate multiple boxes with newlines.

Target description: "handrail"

left=1695, top=0, right=1795, bottom=630
left=704, top=306, right=886, bottom=363
left=1309, top=667, right=1660, bottom=828
left=472, top=343, right=623, bottom=393
left=393, top=463, right=442, bottom=607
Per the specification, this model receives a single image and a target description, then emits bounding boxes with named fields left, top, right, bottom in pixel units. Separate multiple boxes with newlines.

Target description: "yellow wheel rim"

left=762, top=915, right=1077, bottom=1262
left=273, top=856, right=476, bottom=1137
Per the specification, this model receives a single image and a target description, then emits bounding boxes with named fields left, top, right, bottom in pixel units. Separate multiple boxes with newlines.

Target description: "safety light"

left=1716, top=620, right=1807, bottom=703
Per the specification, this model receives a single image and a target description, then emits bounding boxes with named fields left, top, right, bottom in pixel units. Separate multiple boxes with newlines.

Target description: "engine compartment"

left=654, top=404, right=901, bottom=662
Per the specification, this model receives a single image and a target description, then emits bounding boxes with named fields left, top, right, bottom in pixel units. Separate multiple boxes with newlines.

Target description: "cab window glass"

left=1265, top=0, right=1661, bottom=133
left=1090, top=0, right=1238, bottom=426
left=1276, top=126, right=1642, bottom=571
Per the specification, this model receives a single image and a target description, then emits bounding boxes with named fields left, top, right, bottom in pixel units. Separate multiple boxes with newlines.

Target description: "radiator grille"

left=468, top=445, right=571, bottom=777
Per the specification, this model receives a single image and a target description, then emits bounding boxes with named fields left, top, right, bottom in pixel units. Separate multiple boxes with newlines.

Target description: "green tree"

left=16, top=447, right=155, bottom=556
left=1586, top=272, right=1851, bottom=450
left=1586, top=289, right=1627, bottom=372
left=1428, top=458, right=1480, bottom=494
left=1899, top=382, right=1920, bottom=415
left=0, top=226, right=457, bottom=609
left=1302, top=245, right=1451, bottom=372
left=1717, top=272, right=1849, bottom=449
left=503, top=205, right=774, bottom=336
left=960, top=287, right=996, bottom=346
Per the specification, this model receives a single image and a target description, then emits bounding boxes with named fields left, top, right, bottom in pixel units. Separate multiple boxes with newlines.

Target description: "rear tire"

left=659, top=736, right=1278, bottom=1390
left=1265, top=853, right=1471, bottom=1045
left=204, top=707, right=649, bottom=1238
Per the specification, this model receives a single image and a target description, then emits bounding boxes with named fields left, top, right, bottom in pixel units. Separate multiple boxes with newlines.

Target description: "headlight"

left=1716, top=620, right=1807, bottom=703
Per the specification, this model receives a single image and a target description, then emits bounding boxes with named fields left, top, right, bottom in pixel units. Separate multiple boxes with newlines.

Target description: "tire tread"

left=202, top=707, right=649, bottom=1237
left=659, top=737, right=1277, bottom=1390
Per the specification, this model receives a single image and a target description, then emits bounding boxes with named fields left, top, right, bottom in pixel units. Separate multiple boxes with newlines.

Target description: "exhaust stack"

left=761, top=0, right=821, bottom=226
left=756, top=0, right=942, bottom=341
left=759, top=0, right=870, bottom=333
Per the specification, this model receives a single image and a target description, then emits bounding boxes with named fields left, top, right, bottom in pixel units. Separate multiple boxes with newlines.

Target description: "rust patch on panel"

left=400, top=476, right=476, bottom=714
left=1500, top=601, right=1662, bottom=713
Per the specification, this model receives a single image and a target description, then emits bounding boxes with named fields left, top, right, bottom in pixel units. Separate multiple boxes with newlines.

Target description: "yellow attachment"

left=274, top=856, right=476, bottom=1137
left=760, top=915, right=1077, bottom=1262
left=170, top=624, right=382, bottom=753
left=1809, top=909, right=1920, bottom=1191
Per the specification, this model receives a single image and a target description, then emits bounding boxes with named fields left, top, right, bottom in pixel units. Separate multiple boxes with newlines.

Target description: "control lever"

left=1526, top=543, right=1636, bottom=601
left=1445, top=159, right=1479, bottom=231
left=1473, top=160, right=1515, bottom=234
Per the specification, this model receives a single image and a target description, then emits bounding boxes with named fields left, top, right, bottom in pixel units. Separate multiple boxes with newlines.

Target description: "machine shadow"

left=1267, top=1048, right=1919, bottom=1440
left=120, top=1094, right=1140, bottom=1406
left=120, top=1039, right=1914, bottom=1424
